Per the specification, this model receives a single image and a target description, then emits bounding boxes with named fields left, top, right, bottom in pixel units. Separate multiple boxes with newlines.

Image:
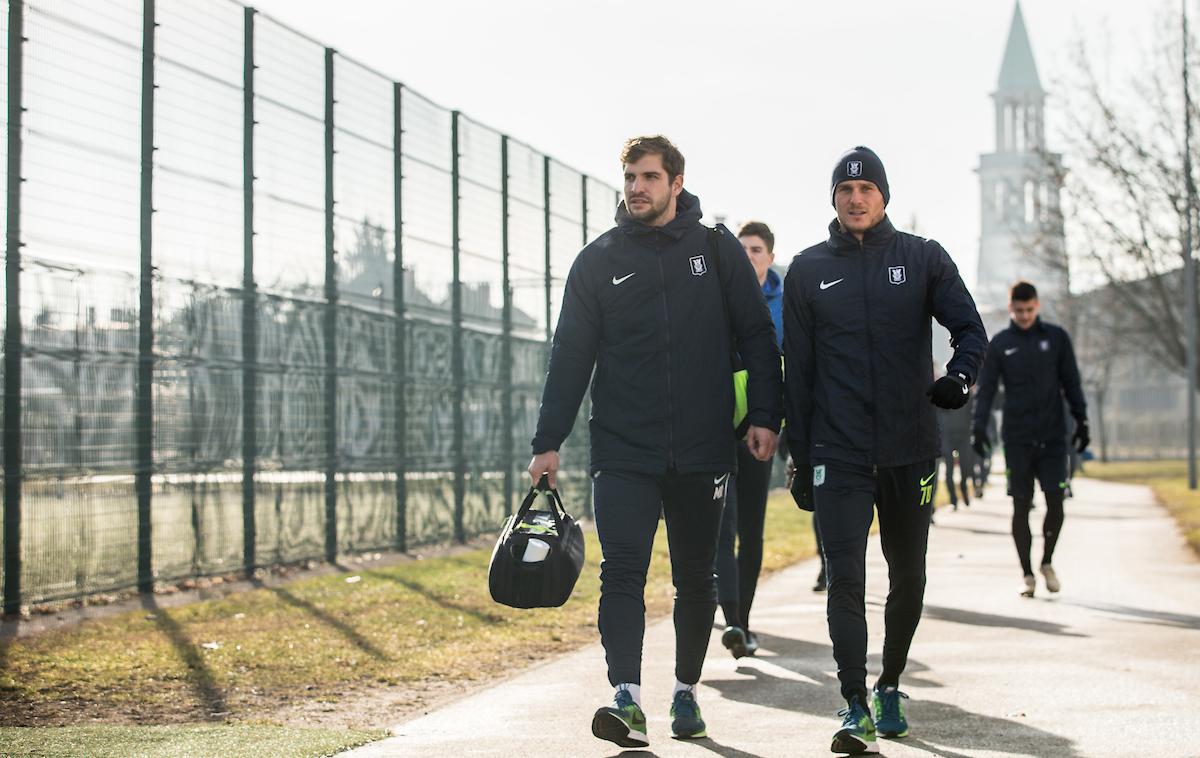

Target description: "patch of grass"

left=0, top=490, right=818, bottom=734
left=0, top=724, right=386, bottom=758
left=1083, top=459, right=1200, bottom=555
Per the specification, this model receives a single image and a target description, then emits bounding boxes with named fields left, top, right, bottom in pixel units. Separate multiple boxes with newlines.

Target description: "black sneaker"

left=591, top=688, right=648, bottom=748
left=813, top=569, right=827, bottom=592
left=744, top=630, right=760, bottom=656
left=669, top=689, right=707, bottom=739
left=721, top=626, right=750, bottom=659
left=832, top=695, right=878, bottom=754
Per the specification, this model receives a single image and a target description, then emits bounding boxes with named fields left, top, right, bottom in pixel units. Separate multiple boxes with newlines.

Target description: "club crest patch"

left=689, top=255, right=707, bottom=276
left=1039, top=339, right=1050, bottom=352
left=888, top=265, right=906, bottom=285
left=847, top=160, right=862, bottom=177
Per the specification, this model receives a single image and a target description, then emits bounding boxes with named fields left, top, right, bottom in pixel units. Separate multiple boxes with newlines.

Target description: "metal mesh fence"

left=0, top=0, right=619, bottom=609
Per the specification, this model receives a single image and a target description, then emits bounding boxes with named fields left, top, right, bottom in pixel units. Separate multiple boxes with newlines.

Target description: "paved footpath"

left=347, top=476, right=1199, bottom=757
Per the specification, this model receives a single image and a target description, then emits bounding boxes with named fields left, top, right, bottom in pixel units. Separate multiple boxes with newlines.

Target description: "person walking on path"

left=715, top=221, right=785, bottom=660
left=783, top=146, right=987, bottom=754
left=971, top=280, right=1088, bottom=598
left=938, top=392, right=975, bottom=510
left=528, top=135, right=783, bottom=749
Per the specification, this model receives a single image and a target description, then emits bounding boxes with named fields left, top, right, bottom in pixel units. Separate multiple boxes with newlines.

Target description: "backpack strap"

left=707, top=226, right=742, bottom=372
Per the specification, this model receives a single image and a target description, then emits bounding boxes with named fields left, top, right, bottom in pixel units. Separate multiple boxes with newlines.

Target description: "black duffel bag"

left=488, top=476, right=585, bottom=609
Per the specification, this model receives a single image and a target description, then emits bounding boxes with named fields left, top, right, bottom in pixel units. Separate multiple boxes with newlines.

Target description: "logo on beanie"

left=847, top=160, right=863, bottom=177
left=888, top=266, right=906, bottom=285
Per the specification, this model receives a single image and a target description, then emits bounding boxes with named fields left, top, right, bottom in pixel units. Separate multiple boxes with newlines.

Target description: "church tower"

left=975, top=2, right=1066, bottom=312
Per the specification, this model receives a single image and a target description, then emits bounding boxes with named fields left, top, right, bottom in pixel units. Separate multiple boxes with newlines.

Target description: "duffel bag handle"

left=514, top=476, right=569, bottom=537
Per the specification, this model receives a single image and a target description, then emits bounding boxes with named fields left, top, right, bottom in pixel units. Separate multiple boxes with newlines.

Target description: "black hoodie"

left=532, top=189, right=783, bottom=475
left=783, top=216, right=987, bottom=468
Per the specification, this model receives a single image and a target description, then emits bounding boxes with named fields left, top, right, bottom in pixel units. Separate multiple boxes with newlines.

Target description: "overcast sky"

left=243, top=0, right=1167, bottom=297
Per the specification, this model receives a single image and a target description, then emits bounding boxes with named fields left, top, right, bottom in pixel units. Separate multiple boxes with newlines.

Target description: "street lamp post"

left=1185, top=0, right=1197, bottom=489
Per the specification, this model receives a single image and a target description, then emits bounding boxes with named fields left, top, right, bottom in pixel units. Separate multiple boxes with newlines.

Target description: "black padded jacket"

left=531, top=189, right=783, bottom=475
left=783, top=216, right=987, bottom=468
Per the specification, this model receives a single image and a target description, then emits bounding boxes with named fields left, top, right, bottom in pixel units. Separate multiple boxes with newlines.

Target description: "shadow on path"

left=372, top=573, right=506, bottom=624
left=704, top=631, right=1082, bottom=758
left=922, top=604, right=1087, bottom=638
left=256, top=583, right=389, bottom=661
left=686, top=737, right=768, bottom=758
left=932, top=523, right=1010, bottom=537
left=1058, top=600, right=1200, bottom=630
left=140, top=596, right=228, bottom=718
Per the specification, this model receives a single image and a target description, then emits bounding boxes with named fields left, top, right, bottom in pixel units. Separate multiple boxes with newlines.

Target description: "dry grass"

left=1082, top=459, right=1200, bottom=555
left=0, top=490, right=818, bottom=734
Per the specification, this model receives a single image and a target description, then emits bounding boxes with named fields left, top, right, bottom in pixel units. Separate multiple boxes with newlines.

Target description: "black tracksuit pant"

left=716, top=442, right=773, bottom=630
left=592, top=468, right=727, bottom=686
left=814, top=459, right=936, bottom=704
left=1005, top=440, right=1067, bottom=576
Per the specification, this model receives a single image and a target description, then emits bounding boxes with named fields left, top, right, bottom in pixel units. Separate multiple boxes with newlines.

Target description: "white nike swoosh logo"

left=714, top=474, right=728, bottom=485
left=819, top=278, right=844, bottom=290
left=612, top=273, right=635, bottom=285
left=1004, top=347, right=1018, bottom=355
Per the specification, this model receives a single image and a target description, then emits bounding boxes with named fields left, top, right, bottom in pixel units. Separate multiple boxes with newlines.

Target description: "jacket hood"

left=615, top=188, right=704, bottom=240
left=826, top=214, right=896, bottom=253
left=763, top=267, right=783, bottom=298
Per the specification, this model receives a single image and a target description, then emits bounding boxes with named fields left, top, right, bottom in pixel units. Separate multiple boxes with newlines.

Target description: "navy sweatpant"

left=592, top=469, right=727, bottom=686
left=814, top=459, right=935, bottom=704
left=715, top=442, right=774, bottom=630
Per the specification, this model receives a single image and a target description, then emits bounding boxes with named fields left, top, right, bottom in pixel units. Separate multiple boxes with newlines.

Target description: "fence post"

left=393, top=83, right=407, bottom=552
left=323, top=47, right=337, bottom=563
left=579, top=175, right=592, bottom=517
left=450, top=112, right=465, bottom=543
left=543, top=156, right=552, bottom=345
left=135, top=0, right=157, bottom=594
left=501, top=136, right=513, bottom=516
left=241, top=6, right=257, bottom=574
left=3, top=0, right=25, bottom=616
left=581, top=175, right=588, bottom=247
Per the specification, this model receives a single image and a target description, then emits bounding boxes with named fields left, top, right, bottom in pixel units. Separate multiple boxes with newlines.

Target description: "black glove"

left=788, top=461, right=814, bottom=512
left=971, top=427, right=991, bottom=459
left=927, top=372, right=970, bottom=409
left=1072, top=418, right=1090, bottom=453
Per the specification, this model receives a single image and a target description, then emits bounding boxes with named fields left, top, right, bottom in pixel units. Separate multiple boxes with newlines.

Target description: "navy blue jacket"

left=532, top=189, right=783, bottom=475
left=783, top=217, right=987, bottom=468
left=972, top=317, right=1086, bottom=445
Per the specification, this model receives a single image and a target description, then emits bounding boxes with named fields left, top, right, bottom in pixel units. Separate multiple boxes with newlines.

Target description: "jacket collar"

left=1009, top=316, right=1046, bottom=333
left=615, top=188, right=704, bottom=241
left=825, top=215, right=896, bottom=254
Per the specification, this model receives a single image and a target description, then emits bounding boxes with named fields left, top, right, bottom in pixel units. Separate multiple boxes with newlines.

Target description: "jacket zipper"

left=657, top=234, right=675, bottom=470
left=859, top=240, right=880, bottom=461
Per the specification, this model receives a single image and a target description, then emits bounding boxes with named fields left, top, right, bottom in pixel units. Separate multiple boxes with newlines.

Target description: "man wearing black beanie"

left=783, top=146, right=987, bottom=753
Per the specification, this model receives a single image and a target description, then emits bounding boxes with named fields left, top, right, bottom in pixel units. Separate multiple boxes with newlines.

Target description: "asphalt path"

left=347, top=475, right=1199, bottom=757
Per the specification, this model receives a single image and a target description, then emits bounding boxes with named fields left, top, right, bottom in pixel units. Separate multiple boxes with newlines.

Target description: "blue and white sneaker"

left=669, top=689, right=707, bottom=739
left=872, top=685, right=910, bottom=738
left=832, top=695, right=878, bottom=754
left=591, top=688, right=648, bottom=748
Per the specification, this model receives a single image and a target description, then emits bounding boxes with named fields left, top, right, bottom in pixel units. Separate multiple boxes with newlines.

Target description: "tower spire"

left=997, top=1, right=1044, bottom=94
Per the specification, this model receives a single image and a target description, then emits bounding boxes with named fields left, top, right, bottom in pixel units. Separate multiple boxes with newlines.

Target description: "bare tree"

left=1035, top=6, right=1200, bottom=380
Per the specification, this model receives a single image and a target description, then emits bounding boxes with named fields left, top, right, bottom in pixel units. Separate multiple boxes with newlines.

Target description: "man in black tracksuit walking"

left=784, top=146, right=986, bottom=754
left=528, top=136, right=783, bottom=749
left=971, top=280, right=1088, bottom=598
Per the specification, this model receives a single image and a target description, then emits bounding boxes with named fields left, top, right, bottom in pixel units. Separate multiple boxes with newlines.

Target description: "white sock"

left=615, top=683, right=641, bottom=706
left=673, top=680, right=695, bottom=697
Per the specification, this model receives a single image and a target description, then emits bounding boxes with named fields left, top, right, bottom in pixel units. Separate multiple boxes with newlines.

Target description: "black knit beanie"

left=830, top=146, right=889, bottom=207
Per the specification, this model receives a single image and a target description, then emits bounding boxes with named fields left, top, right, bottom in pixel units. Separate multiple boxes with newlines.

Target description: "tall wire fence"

left=1, top=0, right=618, bottom=611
